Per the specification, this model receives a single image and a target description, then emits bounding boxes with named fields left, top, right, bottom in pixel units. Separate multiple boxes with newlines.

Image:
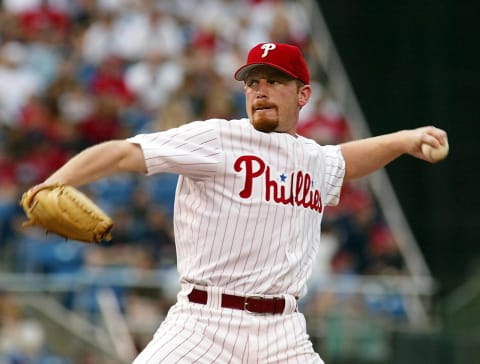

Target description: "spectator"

left=298, top=92, right=351, bottom=145
left=17, top=0, right=71, bottom=42
left=125, top=49, right=184, bottom=114
left=0, top=41, right=42, bottom=123
left=76, top=95, right=127, bottom=145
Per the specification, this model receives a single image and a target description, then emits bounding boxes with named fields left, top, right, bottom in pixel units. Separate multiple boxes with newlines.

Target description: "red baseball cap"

left=234, top=42, right=310, bottom=85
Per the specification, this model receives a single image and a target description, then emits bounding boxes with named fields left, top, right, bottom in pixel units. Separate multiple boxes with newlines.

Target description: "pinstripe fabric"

left=127, top=118, right=344, bottom=362
left=133, top=293, right=324, bottom=364
left=128, top=118, right=344, bottom=299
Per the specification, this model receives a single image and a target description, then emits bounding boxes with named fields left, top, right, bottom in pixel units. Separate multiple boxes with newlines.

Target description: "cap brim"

left=234, top=62, right=299, bottom=82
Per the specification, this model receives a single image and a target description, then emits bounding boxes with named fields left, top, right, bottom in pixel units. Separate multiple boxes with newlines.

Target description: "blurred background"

left=0, top=0, right=477, bottom=363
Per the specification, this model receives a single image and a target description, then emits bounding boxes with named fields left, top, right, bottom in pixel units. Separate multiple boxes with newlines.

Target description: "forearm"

left=44, top=140, right=147, bottom=187
left=340, top=126, right=448, bottom=181
left=341, top=131, right=408, bottom=181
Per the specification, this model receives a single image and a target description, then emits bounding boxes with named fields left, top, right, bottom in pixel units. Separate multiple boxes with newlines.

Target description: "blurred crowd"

left=0, top=0, right=408, bottom=362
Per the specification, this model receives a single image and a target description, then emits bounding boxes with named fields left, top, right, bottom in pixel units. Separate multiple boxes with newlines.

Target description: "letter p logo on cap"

left=260, top=43, right=276, bottom=58
left=234, top=42, right=310, bottom=85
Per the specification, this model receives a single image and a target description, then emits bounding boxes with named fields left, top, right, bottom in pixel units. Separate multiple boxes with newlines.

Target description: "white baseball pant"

left=133, top=286, right=324, bottom=363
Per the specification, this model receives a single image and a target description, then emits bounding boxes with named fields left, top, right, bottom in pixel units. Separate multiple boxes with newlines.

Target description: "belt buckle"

left=244, top=295, right=264, bottom=314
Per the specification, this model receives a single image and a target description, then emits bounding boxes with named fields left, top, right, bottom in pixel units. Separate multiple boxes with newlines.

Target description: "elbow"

left=343, top=166, right=359, bottom=182
left=344, top=163, right=382, bottom=182
left=115, top=141, right=147, bottom=173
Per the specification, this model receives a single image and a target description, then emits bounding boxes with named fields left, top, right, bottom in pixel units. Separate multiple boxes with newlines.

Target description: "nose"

left=255, top=79, right=269, bottom=97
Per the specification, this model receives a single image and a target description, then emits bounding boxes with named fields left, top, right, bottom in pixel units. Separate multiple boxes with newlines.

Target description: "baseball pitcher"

left=23, top=42, right=448, bottom=363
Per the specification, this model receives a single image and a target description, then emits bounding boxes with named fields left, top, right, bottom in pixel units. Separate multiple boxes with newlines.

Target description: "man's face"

left=244, top=66, right=310, bottom=135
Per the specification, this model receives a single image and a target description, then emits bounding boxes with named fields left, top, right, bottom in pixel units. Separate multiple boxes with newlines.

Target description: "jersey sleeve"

left=127, top=120, right=222, bottom=180
left=321, top=144, right=345, bottom=206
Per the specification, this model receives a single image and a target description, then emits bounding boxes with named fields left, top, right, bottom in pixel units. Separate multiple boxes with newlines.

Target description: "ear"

left=298, top=85, right=312, bottom=108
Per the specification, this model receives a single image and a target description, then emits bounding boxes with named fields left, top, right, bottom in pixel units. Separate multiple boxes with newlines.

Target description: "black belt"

left=187, top=288, right=286, bottom=314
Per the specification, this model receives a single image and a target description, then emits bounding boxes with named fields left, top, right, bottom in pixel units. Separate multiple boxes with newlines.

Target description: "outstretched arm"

left=341, top=126, right=448, bottom=181
left=41, top=140, right=147, bottom=187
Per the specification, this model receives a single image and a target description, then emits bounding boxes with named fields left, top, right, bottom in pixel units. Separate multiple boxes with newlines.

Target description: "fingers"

left=25, top=184, right=46, bottom=202
left=20, top=189, right=36, bottom=210
left=420, top=126, right=448, bottom=148
left=29, top=181, right=62, bottom=194
left=23, top=182, right=59, bottom=208
left=410, top=126, right=449, bottom=163
left=405, top=126, right=449, bottom=162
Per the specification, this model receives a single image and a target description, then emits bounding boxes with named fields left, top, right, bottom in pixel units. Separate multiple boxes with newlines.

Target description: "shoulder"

left=174, top=118, right=250, bottom=131
left=295, top=134, right=327, bottom=151
left=296, top=134, right=344, bottom=159
left=202, top=117, right=256, bottom=138
left=203, top=117, right=251, bottom=129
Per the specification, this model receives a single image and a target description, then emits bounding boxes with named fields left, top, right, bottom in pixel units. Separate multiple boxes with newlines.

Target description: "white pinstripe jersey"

left=127, top=118, right=345, bottom=299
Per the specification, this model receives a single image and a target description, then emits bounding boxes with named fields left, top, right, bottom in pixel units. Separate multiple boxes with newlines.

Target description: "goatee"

left=252, top=116, right=279, bottom=132
left=251, top=101, right=279, bottom=132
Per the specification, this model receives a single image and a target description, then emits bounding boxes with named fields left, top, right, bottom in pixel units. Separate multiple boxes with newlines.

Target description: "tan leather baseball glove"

left=20, top=184, right=113, bottom=243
